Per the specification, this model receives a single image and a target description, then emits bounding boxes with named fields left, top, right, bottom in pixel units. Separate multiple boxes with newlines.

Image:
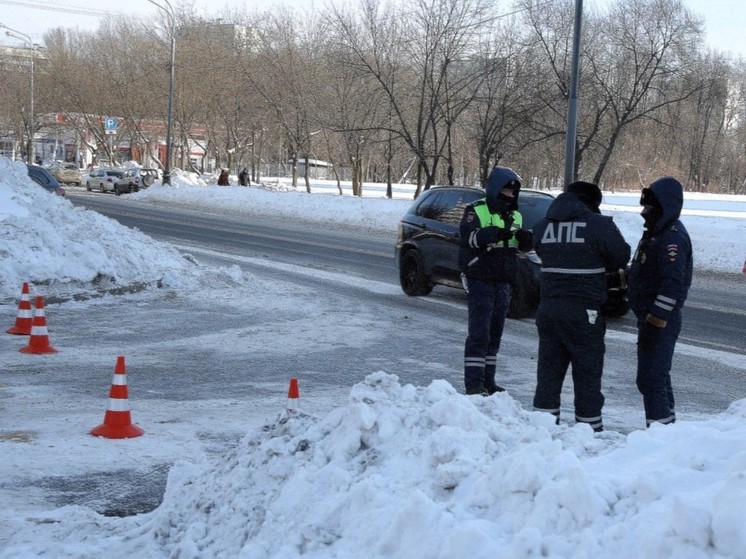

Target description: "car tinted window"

left=108, top=170, right=125, bottom=178
left=518, top=193, right=554, bottom=229
left=416, top=189, right=482, bottom=225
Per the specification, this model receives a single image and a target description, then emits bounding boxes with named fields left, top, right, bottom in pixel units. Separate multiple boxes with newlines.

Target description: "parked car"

left=395, top=185, right=629, bottom=319
left=48, top=162, right=81, bottom=186
left=86, top=168, right=125, bottom=193
left=113, top=168, right=141, bottom=195
left=113, top=168, right=159, bottom=194
left=26, top=164, right=66, bottom=196
left=138, top=168, right=159, bottom=188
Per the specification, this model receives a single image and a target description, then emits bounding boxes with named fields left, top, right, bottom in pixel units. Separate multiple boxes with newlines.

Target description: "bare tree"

left=330, top=0, right=497, bottom=196
left=6, top=0, right=742, bottom=194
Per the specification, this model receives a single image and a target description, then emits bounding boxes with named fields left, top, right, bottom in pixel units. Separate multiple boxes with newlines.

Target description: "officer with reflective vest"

left=627, top=177, right=692, bottom=427
left=531, top=181, right=630, bottom=432
left=459, top=166, right=533, bottom=395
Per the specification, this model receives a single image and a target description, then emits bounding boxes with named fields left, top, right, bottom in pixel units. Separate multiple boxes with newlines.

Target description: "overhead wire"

left=0, top=0, right=108, bottom=17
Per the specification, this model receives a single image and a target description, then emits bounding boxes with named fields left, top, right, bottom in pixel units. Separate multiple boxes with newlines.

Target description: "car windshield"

left=108, top=170, right=125, bottom=178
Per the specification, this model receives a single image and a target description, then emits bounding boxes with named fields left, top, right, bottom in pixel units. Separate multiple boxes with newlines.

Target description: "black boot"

left=465, top=385, right=488, bottom=396
left=485, top=384, right=505, bottom=395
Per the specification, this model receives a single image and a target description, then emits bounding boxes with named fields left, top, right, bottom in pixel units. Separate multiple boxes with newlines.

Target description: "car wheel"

left=115, top=186, right=121, bottom=196
left=143, top=175, right=154, bottom=187
left=507, top=260, right=539, bottom=319
left=86, top=182, right=92, bottom=191
left=100, top=183, right=106, bottom=193
left=399, top=250, right=433, bottom=296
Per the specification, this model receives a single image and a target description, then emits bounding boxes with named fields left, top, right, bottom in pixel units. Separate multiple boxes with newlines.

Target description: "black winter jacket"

left=627, top=178, right=693, bottom=321
left=533, top=192, right=630, bottom=303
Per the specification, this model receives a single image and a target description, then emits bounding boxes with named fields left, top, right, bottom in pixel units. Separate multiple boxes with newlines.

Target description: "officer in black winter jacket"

left=627, top=177, right=692, bottom=427
left=531, top=181, right=630, bottom=432
left=459, top=166, right=533, bottom=395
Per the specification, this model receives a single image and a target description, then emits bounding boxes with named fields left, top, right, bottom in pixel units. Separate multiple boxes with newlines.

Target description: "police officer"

left=627, top=177, right=692, bottom=427
left=459, top=166, right=533, bottom=395
left=532, top=181, right=630, bottom=432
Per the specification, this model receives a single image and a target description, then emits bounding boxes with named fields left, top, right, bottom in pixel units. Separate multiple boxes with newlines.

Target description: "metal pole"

left=164, top=30, right=175, bottom=185
left=147, top=0, right=175, bottom=185
left=29, top=41, right=34, bottom=163
left=564, top=0, right=583, bottom=187
left=2, top=25, right=35, bottom=163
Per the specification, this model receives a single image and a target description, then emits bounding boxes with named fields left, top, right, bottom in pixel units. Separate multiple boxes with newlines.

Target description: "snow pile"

left=7, top=373, right=745, bottom=558
left=146, top=374, right=746, bottom=558
left=0, top=157, right=239, bottom=298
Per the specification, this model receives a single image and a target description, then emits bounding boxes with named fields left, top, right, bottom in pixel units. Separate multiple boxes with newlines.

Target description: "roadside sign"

left=104, top=117, right=117, bottom=135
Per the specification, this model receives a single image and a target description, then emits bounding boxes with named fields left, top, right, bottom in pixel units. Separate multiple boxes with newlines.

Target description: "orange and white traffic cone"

left=7, top=282, right=33, bottom=335
left=287, top=378, right=300, bottom=412
left=91, top=356, right=144, bottom=439
left=19, top=296, right=58, bottom=354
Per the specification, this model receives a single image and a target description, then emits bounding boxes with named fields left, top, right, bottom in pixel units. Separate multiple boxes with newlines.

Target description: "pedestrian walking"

left=531, top=181, right=630, bottom=432
left=238, top=167, right=249, bottom=186
left=459, top=166, right=533, bottom=395
left=627, top=177, right=692, bottom=427
left=218, top=169, right=230, bottom=186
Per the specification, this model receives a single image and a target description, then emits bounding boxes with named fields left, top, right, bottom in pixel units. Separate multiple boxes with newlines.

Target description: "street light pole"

left=564, top=0, right=583, bottom=187
left=1, top=24, right=35, bottom=164
left=147, top=0, right=176, bottom=185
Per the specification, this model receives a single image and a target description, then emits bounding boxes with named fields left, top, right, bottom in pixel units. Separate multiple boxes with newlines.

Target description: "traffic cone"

left=7, top=282, right=33, bottom=335
left=19, top=296, right=58, bottom=354
left=287, top=378, right=300, bottom=412
left=91, top=356, right=144, bottom=439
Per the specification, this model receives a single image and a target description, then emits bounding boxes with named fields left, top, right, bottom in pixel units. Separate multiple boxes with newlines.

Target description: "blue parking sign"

left=104, top=117, right=117, bottom=130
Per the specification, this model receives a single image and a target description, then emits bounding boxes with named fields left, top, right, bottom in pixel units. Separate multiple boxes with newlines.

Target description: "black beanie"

left=566, top=181, right=602, bottom=213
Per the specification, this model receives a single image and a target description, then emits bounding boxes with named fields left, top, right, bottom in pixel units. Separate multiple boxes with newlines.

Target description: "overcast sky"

left=0, top=0, right=743, bottom=58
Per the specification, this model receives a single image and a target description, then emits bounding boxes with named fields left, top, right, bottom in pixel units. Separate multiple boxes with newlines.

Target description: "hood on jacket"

left=642, top=176, right=683, bottom=233
left=545, top=191, right=594, bottom=222
left=565, top=181, right=602, bottom=213
left=485, top=166, right=521, bottom=214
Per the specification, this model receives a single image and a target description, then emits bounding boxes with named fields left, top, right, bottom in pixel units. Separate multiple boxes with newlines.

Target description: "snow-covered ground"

left=2, top=156, right=746, bottom=558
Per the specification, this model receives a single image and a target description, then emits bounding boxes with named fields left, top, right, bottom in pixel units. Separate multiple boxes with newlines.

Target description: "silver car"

left=86, top=168, right=125, bottom=193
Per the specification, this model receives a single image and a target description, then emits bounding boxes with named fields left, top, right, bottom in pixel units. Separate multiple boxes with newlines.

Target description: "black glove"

left=514, top=228, right=533, bottom=251
left=476, top=226, right=513, bottom=246
left=638, top=320, right=663, bottom=351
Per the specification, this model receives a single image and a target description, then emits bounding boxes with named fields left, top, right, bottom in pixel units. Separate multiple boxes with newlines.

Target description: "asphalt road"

left=65, top=190, right=746, bottom=356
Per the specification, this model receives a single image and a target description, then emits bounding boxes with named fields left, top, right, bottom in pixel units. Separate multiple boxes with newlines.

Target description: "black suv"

left=395, top=186, right=554, bottom=318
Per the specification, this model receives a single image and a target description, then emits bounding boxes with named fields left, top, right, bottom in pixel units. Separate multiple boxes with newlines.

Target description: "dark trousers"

left=636, top=309, right=681, bottom=426
left=533, top=298, right=606, bottom=430
left=464, top=279, right=510, bottom=392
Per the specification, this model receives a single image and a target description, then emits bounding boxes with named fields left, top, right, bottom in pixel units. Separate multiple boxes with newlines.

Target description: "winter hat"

left=566, top=181, right=602, bottom=213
